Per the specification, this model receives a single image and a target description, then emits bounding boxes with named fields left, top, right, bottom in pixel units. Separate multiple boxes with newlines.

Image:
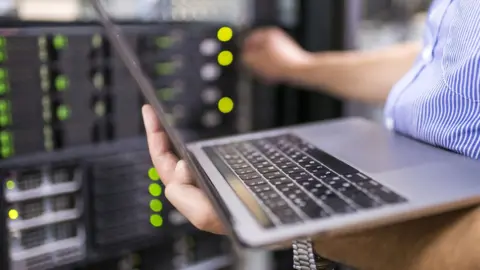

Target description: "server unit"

left=0, top=21, right=240, bottom=270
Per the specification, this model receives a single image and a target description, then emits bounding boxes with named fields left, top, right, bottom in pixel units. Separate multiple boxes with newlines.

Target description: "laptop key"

left=289, top=172, right=310, bottom=181
left=317, top=192, right=355, bottom=213
left=282, top=166, right=303, bottom=174
left=258, top=166, right=278, bottom=174
left=252, top=161, right=273, bottom=169
left=234, top=167, right=255, bottom=175
left=231, top=163, right=250, bottom=170
left=244, top=179, right=267, bottom=187
left=298, top=200, right=330, bottom=219
left=252, top=184, right=272, bottom=193
left=304, top=147, right=358, bottom=175
left=258, top=190, right=280, bottom=200
left=264, top=171, right=284, bottom=180
left=270, top=177, right=291, bottom=186
left=273, top=208, right=302, bottom=224
left=239, top=172, right=261, bottom=181
left=276, top=161, right=296, bottom=170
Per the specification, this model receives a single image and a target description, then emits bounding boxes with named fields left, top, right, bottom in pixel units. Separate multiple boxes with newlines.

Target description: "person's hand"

left=142, top=105, right=226, bottom=235
left=242, top=27, right=312, bottom=84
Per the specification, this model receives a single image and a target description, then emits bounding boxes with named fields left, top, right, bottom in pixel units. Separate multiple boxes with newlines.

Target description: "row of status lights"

left=148, top=167, right=164, bottom=228
left=0, top=38, right=13, bottom=159
left=216, top=27, right=234, bottom=115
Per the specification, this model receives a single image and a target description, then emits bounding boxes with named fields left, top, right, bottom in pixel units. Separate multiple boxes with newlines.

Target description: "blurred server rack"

left=0, top=21, right=242, bottom=270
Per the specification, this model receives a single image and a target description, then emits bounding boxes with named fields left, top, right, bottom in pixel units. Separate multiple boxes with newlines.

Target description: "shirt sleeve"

left=441, top=0, right=480, bottom=102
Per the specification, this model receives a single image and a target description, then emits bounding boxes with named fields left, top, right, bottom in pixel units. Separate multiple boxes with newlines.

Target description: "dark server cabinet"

left=250, top=0, right=345, bottom=129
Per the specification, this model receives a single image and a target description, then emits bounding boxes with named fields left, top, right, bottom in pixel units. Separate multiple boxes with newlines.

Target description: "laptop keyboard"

left=211, top=134, right=407, bottom=226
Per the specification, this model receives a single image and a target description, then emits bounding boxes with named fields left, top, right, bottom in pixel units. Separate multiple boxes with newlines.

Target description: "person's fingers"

left=142, top=105, right=178, bottom=185
left=173, top=160, right=195, bottom=185
left=165, top=183, right=226, bottom=235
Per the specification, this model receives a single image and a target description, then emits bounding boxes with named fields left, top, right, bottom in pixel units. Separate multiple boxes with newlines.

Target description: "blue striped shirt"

left=384, top=0, right=480, bottom=160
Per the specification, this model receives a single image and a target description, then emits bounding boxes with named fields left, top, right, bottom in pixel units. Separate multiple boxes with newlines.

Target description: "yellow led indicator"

left=218, top=97, right=234, bottom=114
left=55, top=75, right=69, bottom=91
left=6, top=180, right=15, bottom=190
left=217, top=51, right=233, bottom=66
left=92, top=34, right=103, bottom=48
left=53, top=35, right=68, bottom=50
left=56, top=105, right=70, bottom=121
left=94, top=101, right=106, bottom=117
left=93, top=73, right=104, bottom=90
left=150, top=214, right=163, bottom=227
left=149, top=183, right=162, bottom=197
left=150, top=199, right=163, bottom=212
left=8, top=209, right=18, bottom=220
left=148, top=167, right=160, bottom=181
left=217, top=27, right=233, bottom=42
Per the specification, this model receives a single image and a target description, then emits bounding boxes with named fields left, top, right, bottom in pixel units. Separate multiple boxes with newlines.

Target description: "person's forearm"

left=313, top=207, right=480, bottom=270
left=286, top=42, right=421, bottom=104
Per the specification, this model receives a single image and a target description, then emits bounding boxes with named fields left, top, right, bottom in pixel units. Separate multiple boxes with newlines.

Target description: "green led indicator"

left=0, top=51, right=6, bottom=62
left=150, top=214, right=163, bottom=227
left=53, top=35, right=68, bottom=50
left=157, top=88, right=175, bottom=101
left=55, top=75, right=69, bottom=91
left=148, top=183, right=162, bottom=197
left=0, top=68, right=7, bottom=80
left=0, top=37, right=6, bottom=47
left=56, top=105, right=70, bottom=121
left=0, top=100, right=9, bottom=112
left=148, top=167, right=159, bottom=181
left=6, top=180, right=15, bottom=190
left=0, top=114, right=11, bottom=127
left=156, top=62, right=175, bottom=76
left=0, top=83, right=8, bottom=95
left=156, top=36, right=173, bottom=49
left=1, top=146, right=12, bottom=158
left=150, top=199, right=163, bottom=212
left=0, top=131, right=10, bottom=144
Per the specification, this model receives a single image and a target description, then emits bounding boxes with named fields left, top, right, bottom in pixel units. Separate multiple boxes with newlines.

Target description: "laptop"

left=90, top=0, right=480, bottom=248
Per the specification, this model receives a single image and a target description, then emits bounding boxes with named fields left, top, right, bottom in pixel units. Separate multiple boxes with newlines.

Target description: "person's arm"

left=287, top=42, right=421, bottom=104
left=313, top=207, right=480, bottom=270
left=242, top=27, right=421, bottom=104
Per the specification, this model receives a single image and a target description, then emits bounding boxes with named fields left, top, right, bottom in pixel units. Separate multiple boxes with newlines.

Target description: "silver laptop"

left=91, top=0, right=480, bottom=249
